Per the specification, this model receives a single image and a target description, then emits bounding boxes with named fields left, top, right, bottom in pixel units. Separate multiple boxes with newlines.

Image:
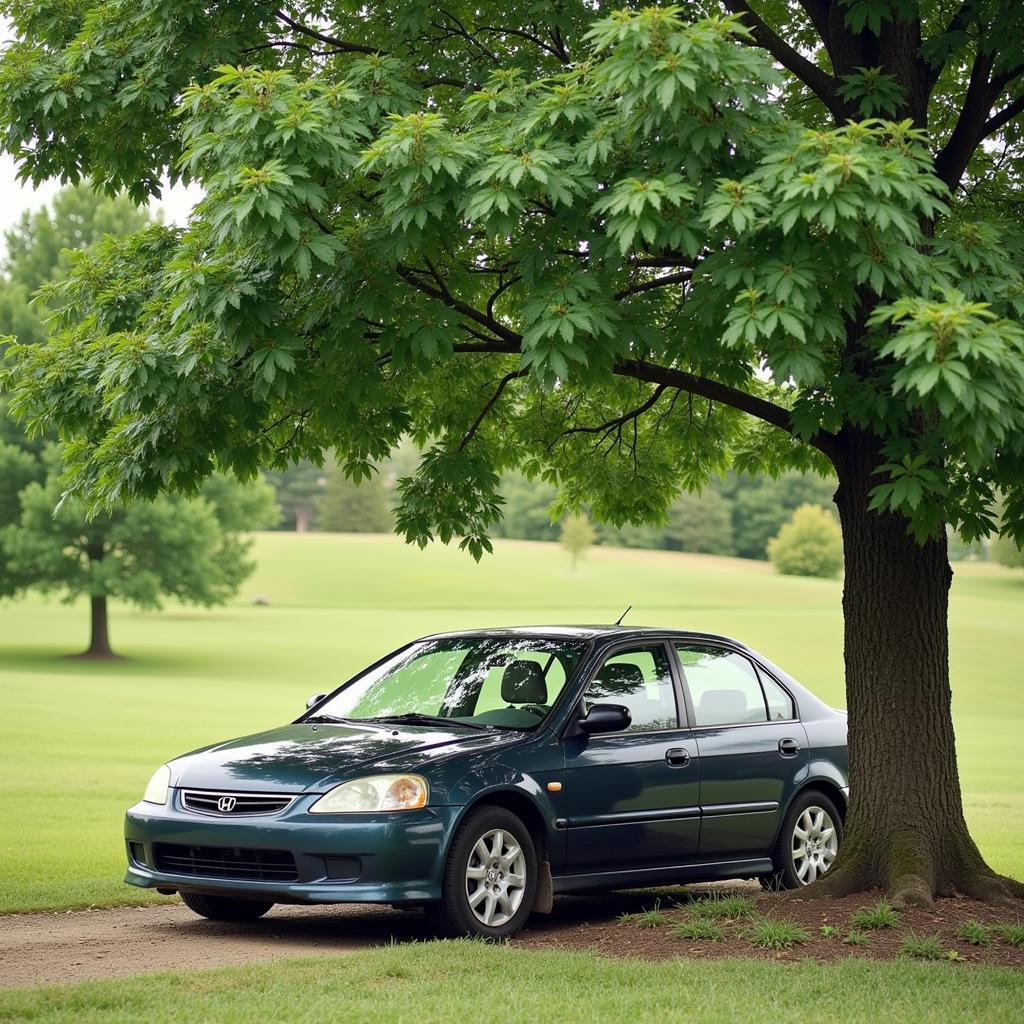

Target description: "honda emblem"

left=217, top=796, right=237, bottom=813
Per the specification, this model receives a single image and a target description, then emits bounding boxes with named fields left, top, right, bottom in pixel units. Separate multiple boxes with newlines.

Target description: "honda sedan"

left=125, top=626, right=848, bottom=937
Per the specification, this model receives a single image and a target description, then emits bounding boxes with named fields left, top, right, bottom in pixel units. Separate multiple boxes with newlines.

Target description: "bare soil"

left=520, top=886, right=1024, bottom=968
left=1, top=885, right=1020, bottom=990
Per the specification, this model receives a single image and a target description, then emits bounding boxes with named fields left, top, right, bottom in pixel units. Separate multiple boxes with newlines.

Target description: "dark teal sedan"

left=125, top=626, right=849, bottom=937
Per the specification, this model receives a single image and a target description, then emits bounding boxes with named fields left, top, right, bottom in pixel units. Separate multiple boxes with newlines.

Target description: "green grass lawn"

left=2, top=942, right=1022, bottom=1023
left=1, top=532, right=1022, bottom=913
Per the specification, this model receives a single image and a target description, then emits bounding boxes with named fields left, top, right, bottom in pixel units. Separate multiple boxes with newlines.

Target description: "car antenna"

left=615, top=605, right=632, bottom=625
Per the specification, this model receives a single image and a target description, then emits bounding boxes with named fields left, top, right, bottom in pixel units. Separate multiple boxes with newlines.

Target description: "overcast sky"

left=0, top=16, right=204, bottom=257
left=0, top=153, right=203, bottom=250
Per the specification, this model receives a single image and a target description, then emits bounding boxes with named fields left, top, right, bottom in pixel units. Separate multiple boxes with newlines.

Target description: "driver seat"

left=501, top=660, right=548, bottom=707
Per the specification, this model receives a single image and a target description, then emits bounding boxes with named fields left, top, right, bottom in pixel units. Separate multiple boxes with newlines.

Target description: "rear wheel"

left=762, top=790, right=843, bottom=890
left=180, top=891, right=274, bottom=921
left=428, top=806, right=537, bottom=938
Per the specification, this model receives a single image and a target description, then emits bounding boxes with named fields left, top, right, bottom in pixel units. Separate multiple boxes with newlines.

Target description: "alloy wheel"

left=465, top=828, right=527, bottom=927
left=791, top=805, right=838, bottom=884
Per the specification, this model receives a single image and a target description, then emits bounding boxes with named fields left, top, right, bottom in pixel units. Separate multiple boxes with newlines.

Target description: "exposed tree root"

left=803, top=857, right=1024, bottom=909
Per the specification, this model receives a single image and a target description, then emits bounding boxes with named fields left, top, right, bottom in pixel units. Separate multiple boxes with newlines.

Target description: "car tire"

left=427, top=805, right=538, bottom=939
left=763, top=789, right=844, bottom=890
left=179, top=891, right=275, bottom=921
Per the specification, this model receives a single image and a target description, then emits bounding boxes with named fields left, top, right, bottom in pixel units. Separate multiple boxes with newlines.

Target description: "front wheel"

left=763, top=790, right=844, bottom=890
left=180, top=891, right=274, bottom=921
left=428, top=806, right=537, bottom=938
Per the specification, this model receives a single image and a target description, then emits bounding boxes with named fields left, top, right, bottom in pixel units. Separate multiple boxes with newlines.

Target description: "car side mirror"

left=578, top=703, right=631, bottom=735
left=306, top=693, right=327, bottom=710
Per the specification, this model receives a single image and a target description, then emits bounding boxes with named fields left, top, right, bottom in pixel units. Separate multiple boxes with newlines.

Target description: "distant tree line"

left=493, top=469, right=838, bottom=562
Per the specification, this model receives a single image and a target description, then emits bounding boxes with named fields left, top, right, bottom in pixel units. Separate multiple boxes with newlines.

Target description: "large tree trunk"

left=82, top=593, right=116, bottom=659
left=818, top=429, right=1021, bottom=905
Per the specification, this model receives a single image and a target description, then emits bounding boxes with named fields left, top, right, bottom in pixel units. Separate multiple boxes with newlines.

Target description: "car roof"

left=419, top=624, right=742, bottom=644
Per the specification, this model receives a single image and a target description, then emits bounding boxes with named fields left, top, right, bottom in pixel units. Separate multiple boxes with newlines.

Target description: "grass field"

left=2, top=942, right=1023, bottom=1023
left=1, top=532, right=1023, bottom=913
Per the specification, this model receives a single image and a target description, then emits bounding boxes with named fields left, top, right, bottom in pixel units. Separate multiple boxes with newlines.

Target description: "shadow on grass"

left=0, top=644, right=227, bottom=678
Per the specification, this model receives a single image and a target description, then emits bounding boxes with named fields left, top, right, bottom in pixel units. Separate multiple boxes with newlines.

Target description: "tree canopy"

left=3, top=1, right=1024, bottom=901
left=2, top=2, right=1021, bottom=554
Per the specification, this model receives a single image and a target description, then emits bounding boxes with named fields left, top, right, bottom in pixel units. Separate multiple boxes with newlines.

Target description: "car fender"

left=771, top=763, right=851, bottom=849
left=443, top=763, right=565, bottom=866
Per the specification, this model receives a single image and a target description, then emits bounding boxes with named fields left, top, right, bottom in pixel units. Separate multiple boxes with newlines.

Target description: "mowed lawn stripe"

left=2, top=945, right=1024, bottom=1024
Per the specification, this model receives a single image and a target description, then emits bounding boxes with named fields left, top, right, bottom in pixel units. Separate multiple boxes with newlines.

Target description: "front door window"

left=584, top=645, right=678, bottom=732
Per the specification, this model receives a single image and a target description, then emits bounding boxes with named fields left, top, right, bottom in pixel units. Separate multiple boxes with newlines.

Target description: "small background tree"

left=0, top=187, right=280, bottom=656
left=316, top=467, right=393, bottom=533
left=560, top=513, right=596, bottom=571
left=726, top=472, right=837, bottom=560
left=262, top=461, right=325, bottom=532
left=663, top=490, right=735, bottom=555
left=990, top=535, right=1024, bottom=570
left=768, top=504, right=844, bottom=579
left=1, top=448, right=279, bottom=657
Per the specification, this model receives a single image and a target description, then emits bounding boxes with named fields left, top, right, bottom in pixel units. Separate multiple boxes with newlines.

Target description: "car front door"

left=562, top=643, right=700, bottom=872
left=673, top=642, right=808, bottom=859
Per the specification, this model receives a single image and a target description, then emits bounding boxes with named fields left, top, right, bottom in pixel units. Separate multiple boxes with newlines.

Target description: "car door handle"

left=778, top=737, right=801, bottom=757
left=665, top=747, right=690, bottom=768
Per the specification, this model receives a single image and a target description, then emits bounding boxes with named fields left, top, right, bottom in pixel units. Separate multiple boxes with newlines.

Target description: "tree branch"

left=396, top=264, right=522, bottom=345
left=980, top=92, right=1024, bottom=138
left=273, top=9, right=386, bottom=55
left=476, top=25, right=568, bottom=63
left=722, top=1, right=842, bottom=117
left=933, top=45, right=996, bottom=190
left=394, top=267, right=838, bottom=459
left=615, top=270, right=692, bottom=300
left=922, top=0, right=979, bottom=93
left=242, top=39, right=314, bottom=55
left=547, top=384, right=671, bottom=453
left=433, top=9, right=499, bottom=64
left=614, top=358, right=839, bottom=460
left=458, top=370, right=526, bottom=451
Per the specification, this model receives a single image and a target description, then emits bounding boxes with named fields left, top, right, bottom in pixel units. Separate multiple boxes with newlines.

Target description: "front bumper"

left=124, top=790, right=460, bottom=904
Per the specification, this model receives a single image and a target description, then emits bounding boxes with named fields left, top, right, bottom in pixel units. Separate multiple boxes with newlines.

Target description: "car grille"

left=153, top=843, right=299, bottom=881
left=180, top=790, right=295, bottom=816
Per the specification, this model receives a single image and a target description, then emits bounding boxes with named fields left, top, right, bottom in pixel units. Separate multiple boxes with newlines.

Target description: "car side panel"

left=561, top=729, right=701, bottom=871
left=692, top=723, right=809, bottom=857
left=804, top=714, right=849, bottom=787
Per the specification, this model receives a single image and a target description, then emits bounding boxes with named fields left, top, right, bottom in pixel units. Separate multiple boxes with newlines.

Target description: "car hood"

left=169, top=722, right=519, bottom=794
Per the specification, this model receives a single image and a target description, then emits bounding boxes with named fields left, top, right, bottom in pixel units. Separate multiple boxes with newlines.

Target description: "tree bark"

left=817, top=429, right=1023, bottom=905
left=81, top=593, right=117, bottom=659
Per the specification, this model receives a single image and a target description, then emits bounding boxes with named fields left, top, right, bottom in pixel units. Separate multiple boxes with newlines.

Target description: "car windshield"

left=311, top=637, right=587, bottom=731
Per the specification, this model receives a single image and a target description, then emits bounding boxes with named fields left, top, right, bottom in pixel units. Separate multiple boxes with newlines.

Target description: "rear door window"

left=759, top=671, right=796, bottom=721
left=675, top=645, right=769, bottom=727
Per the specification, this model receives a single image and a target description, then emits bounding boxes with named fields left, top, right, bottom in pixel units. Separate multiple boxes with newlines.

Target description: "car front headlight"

left=142, top=764, right=171, bottom=805
left=309, top=774, right=428, bottom=814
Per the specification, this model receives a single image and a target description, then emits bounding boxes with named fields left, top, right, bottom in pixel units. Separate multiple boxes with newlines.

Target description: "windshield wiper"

left=304, top=714, right=358, bottom=724
left=371, top=713, right=492, bottom=731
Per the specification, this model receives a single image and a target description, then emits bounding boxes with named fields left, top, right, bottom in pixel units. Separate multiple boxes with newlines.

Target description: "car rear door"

left=561, top=642, right=700, bottom=872
left=672, top=642, right=808, bottom=859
